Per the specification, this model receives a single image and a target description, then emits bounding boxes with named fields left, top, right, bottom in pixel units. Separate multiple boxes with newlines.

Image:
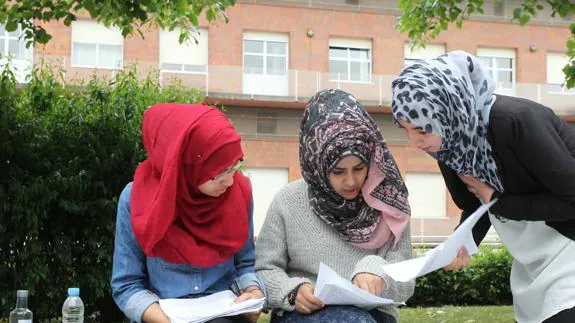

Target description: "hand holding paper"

left=314, top=262, right=402, bottom=309
left=159, top=290, right=264, bottom=323
left=381, top=200, right=497, bottom=282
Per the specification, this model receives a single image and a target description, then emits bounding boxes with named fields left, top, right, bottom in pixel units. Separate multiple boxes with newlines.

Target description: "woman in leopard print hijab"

left=391, top=50, right=502, bottom=192
left=392, top=50, right=575, bottom=323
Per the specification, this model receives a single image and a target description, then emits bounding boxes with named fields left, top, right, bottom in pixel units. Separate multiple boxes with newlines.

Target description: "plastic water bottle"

left=9, top=290, right=33, bottom=323
left=62, top=287, right=84, bottom=323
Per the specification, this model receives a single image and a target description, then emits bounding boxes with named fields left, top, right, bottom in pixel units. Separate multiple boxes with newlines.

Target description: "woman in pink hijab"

left=255, top=89, right=414, bottom=323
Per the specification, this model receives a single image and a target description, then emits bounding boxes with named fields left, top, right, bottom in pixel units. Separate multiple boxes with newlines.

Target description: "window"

left=546, top=52, right=574, bottom=94
left=492, top=0, right=505, bottom=16
left=0, top=23, right=33, bottom=83
left=477, top=48, right=515, bottom=94
left=0, top=24, right=26, bottom=60
left=404, top=43, right=445, bottom=66
left=257, top=110, right=277, bottom=134
left=242, top=32, right=289, bottom=96
left=329, top=38, right=371, bottom=82
left=405, top=173, right=446, bottom=218
left=243, top=32, right=287, bottom=76
left=71, top=20, right=123, bottom=69
left=160, top=28, right=208, bottom=73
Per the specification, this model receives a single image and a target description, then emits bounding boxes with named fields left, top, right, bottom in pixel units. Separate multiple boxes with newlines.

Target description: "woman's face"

left=197, top=159, right=243, bottom=197
left=398, top=119, right=444, bottom=153
left=329, top=155, right=368, bottom=200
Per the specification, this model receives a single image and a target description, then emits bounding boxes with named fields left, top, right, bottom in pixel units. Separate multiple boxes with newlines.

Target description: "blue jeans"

left=271, top=306, right=396, bottom=323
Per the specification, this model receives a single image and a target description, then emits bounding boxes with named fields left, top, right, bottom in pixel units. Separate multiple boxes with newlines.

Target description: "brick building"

left=3, top=0, right=574, bottom=244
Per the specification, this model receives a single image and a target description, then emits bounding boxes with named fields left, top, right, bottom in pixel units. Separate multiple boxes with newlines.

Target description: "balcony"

left=238, top=0, right=574, bottom=26
left=33, top=55, right=575, bottom=117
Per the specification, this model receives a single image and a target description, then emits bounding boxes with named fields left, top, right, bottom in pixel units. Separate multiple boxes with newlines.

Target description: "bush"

left=0, top=63, right=203, bottom=322
left=408, top=245, right=513, bottom=307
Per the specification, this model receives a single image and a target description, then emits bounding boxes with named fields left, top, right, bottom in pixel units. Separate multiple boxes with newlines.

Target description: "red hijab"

left=130, top=103, right=252, bottom=267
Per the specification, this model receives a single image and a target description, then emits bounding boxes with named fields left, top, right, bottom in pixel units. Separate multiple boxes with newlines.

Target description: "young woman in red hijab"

left=111, top=103, right=265, bottom=323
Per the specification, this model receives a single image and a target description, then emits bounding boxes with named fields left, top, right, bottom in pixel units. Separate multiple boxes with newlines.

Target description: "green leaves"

left=409, top=246, right=513, bottom=306
left=4, top=19, right=17, bottom=32
left=0, top=0, right=237, bottom=46
left=396, top=0, right=487, bottom=49
left=396, top=0, right=575, bottom=87
left=566, top=32, right=575, bottom=89
left=512, top=7, right=530, bottom=25
left=0, top=63, right=203, bottom=321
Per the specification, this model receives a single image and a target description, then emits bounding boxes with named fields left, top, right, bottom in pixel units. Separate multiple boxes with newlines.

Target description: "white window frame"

left=0, top=25, right=26, bottom=60
left=243, top=32, right=288, bottom=76
left=404, top=43, right=445, bottom=66
left=160, top=28, right=208, bottom=75
left=477, top=47, right=516, bottom=94
left=71, top=20, right=124, bottom=70
left=329, top=37, right=372, bottom=83
left=546, top=52, right=575, bottom=95
left=0, top=23, right=33, bottom=84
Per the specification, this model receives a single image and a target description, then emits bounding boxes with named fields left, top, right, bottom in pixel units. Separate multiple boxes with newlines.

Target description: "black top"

left=439, top=95, right=575, bottom=244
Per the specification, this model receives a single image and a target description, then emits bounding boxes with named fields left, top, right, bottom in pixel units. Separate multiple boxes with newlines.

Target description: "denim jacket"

left=111, top=183, right=265, bottom=322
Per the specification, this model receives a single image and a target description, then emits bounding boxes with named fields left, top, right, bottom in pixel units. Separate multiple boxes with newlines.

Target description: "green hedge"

left=408, top=246, right=513, bottom=307
left=0, top=64, right=202, bottom=322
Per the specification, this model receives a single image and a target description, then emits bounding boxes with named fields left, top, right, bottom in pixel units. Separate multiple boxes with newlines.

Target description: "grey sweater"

left=255, top=179, right=415, bottom=320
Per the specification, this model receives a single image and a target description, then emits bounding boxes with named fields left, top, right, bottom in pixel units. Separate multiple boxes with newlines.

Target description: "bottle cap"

left=16, top=290, right=28, bottom=298
left=68, top=287, right=80, bottom=297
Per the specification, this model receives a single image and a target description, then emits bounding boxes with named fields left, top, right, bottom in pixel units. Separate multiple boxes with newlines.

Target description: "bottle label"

left=18, top=320, right=32, bottom=323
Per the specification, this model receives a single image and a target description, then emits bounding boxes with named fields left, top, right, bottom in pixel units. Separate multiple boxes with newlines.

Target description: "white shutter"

left=243, top=31, right=288, bottom=42
left=477, top=47, right=515, bottom=59
left=329, top=37, right=372, bottom=50
left=72, top=20, right=123, bottom=44
left=546, top=52, right=568, bottom=84
left=160, top=28, right=208, bottom=66
left=404, top=43, right=445, bottom=60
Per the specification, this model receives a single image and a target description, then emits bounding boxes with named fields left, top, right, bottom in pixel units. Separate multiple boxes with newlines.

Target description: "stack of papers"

left=381, top=200, right=497, bottom=282
left=159, top=290, right=264, bottom=323
left=314, top=262, right=403, bottom=309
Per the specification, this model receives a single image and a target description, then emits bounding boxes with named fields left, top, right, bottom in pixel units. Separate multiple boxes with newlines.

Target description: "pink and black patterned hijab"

left=300, top=89, right=411, bottom=248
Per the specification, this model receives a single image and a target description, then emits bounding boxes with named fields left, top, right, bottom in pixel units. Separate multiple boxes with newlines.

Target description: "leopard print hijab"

left=391, top=50, right=503, bottom=192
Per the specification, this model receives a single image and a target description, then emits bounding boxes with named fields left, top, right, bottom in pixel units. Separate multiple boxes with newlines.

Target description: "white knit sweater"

left=255, top=179, right=415, bottom=320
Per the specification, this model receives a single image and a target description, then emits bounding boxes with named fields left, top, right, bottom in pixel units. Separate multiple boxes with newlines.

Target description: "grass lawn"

left=399, top=306, right=514, bottom=322
left=257, top=306, right=514, bottom=322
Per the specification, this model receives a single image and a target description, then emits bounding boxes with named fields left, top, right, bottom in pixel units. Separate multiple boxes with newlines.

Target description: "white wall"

left=405, top=172, right=447, bottom=218
left=244, top=167, right=289, bottom=237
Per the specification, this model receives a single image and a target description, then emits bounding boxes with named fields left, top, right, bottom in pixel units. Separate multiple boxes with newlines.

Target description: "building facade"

left=3, top=0, right=574, bottom=244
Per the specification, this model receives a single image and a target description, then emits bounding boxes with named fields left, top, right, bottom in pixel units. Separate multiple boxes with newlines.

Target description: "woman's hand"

left=460, top=175, right=495, bottom=204
left=443, top=247, right=470, bottom=271
left=295, top=283, right=324, bottom=315
left=234, top=286, right=264, bottom=323
left=141, top=302, right=171, bottom=323
left=352, top=273, right=385, bottom=296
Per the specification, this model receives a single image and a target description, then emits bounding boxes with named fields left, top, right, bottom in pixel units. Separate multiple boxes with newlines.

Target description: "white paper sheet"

left=159, top=290, right=264, bottom=323
left=314, top=262, right=403, bottom=309
left=381, top=200, right=497, bottom=282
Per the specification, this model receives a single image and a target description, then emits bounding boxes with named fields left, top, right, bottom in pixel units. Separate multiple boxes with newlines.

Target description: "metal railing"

left=239, top=0, right=574, bottom=26
left=29, top=55, right=575, bottom=116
